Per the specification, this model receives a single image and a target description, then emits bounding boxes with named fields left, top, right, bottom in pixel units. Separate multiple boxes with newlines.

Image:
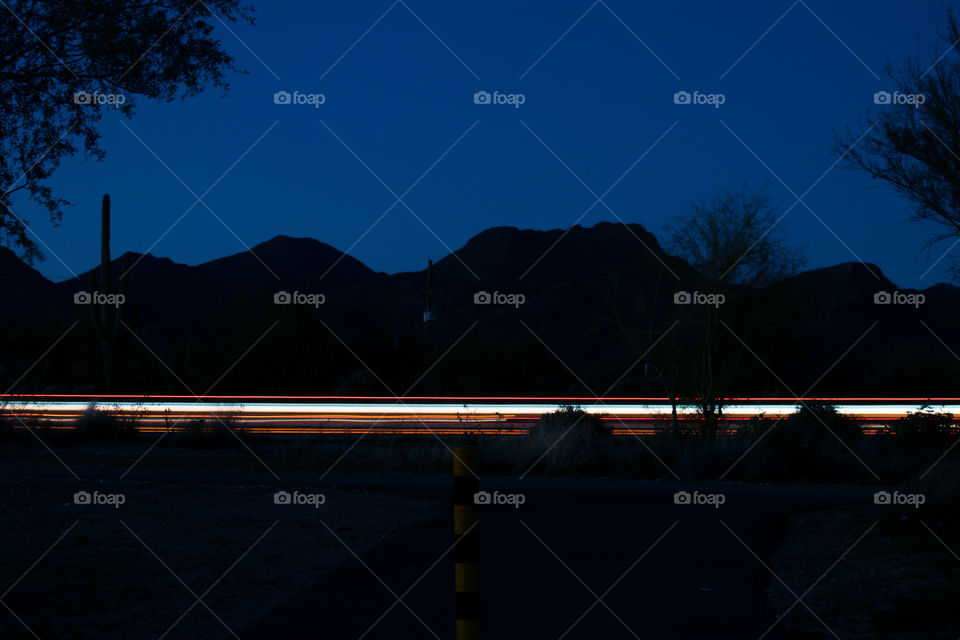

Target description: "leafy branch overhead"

left=838, top=7, right=960, bottom=273
left=0, top=0, right=253, bottom=262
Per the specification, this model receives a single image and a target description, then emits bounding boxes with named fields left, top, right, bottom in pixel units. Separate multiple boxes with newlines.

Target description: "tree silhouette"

left=838, top=6, right=960, bottom=276
left=0, top=0, right=253, bottom=261
left=665, top=184, right=804, bottom=288
left=666, top=184, right=804, bottom=436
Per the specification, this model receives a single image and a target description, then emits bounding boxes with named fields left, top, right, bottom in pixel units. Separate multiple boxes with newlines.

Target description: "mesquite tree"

left=0, top=0, right=253, bottom=261
left=666, top=185, right=805, bottom=436
left=837, top=7, right=960, bottom=275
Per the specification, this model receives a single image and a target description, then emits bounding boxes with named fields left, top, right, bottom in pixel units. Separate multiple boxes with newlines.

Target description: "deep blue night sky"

left=13, top=0, right=957, bottom=288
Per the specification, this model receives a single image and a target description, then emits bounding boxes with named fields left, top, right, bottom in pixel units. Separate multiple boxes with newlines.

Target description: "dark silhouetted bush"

left=73, top=407, right=141, bottom=443
left=532, top=406, right=609, bottom=439
left=501, top=406, right=610, bottom=474
left=165, top=414, right=244, bottom=450
left=891, top=410, right=957, bottom=444
left=0, top=409, right=13, bottom=444
left=734, top=403, right=866, bottom=482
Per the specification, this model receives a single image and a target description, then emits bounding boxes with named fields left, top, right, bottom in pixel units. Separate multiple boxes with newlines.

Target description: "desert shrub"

left=0, top=411, right=59, bottom=444
left=860, top=410, right=959, bottom=482
left=736, top=413, right=781, bottom=439
left=0, top=409, right=13, bottom=444
left=73, top=407, right=141, bottom=443
left=499, top=407, right=610, bottom=475
left=891, top=410, right=957, bottom=445
left=532, top=406, right=609, bottom=439
left=165, top=414, right=244, bottom=449
left=734, top=403, right=866, bottom=483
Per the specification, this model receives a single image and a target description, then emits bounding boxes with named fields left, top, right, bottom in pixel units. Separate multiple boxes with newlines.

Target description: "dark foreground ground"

left=244, top=476, right=882, bottom=640
left=5, top=448, right=949, bottom=639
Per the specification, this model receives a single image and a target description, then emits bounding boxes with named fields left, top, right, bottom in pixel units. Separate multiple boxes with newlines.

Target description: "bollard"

left=453, top=445, right=480, bottom=639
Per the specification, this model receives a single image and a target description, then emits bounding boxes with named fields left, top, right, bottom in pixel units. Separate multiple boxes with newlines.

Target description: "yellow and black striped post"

left=453, top=445, right=480, bottom=639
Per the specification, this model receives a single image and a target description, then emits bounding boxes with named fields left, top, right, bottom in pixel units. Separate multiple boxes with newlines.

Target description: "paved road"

left=0, top=462, right=877, bottom=638
left=242, top=477, right=877, bottom=640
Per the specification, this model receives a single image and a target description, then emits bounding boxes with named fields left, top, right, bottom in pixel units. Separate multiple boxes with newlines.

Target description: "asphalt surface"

left=0, top=461, right=879, bottom=639
left=240, top=476, right=877, bottom=640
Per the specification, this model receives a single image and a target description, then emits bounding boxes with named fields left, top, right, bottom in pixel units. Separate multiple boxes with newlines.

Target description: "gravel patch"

left=767, top=506, right=960, bottom=639
left=0, top=474, right=439, bottom=639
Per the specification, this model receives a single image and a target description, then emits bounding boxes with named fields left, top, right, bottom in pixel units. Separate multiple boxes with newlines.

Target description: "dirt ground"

left=766, top=506, right=960, bottom=639
left=0, top=471, right=439, bottom=639
left=3, top=438, right=957, bottom=638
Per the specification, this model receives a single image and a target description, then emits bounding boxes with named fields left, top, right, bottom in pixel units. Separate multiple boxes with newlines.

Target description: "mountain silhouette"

left=2, top=223, right=958, bottom=396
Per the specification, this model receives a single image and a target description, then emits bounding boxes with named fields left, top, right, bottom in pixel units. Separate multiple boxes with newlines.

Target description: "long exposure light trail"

left=2, top=395, right=957, bottom=435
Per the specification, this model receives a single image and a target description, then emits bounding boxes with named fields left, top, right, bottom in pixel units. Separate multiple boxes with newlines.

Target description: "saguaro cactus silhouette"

left=88, top=194, right=129, bottom=393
